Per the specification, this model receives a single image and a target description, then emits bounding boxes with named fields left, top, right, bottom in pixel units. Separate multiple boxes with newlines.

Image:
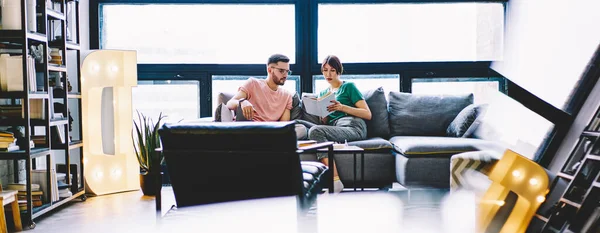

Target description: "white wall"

left=491, top=0, right=600, bottom=110
left=490, top=0, right=600, bottom=171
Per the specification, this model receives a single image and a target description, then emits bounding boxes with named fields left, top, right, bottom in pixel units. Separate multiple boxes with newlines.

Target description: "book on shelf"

left=0, top=54, right=36, bottom=92
left=6, top=183, right=40, bottom=192
left=31, top=169, right=59, bottom=203
left=17, top=190, right=43, bottom=197
left=0, top=130, right=14, bottom=138
left=0, top=143, right=20, bottom=152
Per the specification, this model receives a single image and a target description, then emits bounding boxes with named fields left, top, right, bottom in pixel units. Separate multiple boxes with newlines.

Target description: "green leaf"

left=132, top=110, right=166, bottom=174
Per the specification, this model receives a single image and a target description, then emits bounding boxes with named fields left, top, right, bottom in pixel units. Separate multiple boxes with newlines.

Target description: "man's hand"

left=240, top=100, right=254, bottom=120
left=320, top=116, right=329, bottom=124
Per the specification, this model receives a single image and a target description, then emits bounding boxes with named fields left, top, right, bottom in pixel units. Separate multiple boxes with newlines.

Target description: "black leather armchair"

left=158, top=121, right=328, bottom=209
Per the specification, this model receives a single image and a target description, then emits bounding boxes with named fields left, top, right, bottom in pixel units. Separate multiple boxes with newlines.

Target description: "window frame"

left=90, top=0, right=596, bottom=167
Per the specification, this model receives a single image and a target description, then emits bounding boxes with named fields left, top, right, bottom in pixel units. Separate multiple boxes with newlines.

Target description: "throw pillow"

left=362, top=87, right=390, bottom=139
left=462, top=104, right=489, bottom=138
left=388, top=92, right=474, bottom=136
left=446, top=104, right=488, bottom=137
left=213, top=92, right=235, bottom=122
left=290, top=92, right=303, bottom=120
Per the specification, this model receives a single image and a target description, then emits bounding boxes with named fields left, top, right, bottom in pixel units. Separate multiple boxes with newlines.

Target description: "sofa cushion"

left=389, top=136, right=506, bottom=158
left=446, top=104, right=488, bottom=137
left=388, top=92, right=473, bottom=136
left=348, top=137, right=393, bottom=152
left=362, top=87, right=390, bottom=139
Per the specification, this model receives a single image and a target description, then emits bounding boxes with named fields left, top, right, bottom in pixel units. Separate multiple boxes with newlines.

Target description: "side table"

left=318, top=145, right=365, bottom=192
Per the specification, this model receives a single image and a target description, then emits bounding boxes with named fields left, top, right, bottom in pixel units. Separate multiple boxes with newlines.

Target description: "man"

left=227, top=54, right=293, bottom=122
left=227, top=54, right=307, bottom=139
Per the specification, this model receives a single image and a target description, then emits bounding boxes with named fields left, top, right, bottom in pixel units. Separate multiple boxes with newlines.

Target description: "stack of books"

left=0, top=130, right=18, bottom=152
left=6, top=183, right=44, bottom=211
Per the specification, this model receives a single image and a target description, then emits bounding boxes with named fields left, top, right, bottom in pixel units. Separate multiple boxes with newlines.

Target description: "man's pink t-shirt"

left=239, top=78, right=293, bottom=121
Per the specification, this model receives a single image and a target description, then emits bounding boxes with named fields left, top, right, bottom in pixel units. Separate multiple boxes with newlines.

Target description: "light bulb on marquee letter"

left=81, top=50, right=138, bottom=195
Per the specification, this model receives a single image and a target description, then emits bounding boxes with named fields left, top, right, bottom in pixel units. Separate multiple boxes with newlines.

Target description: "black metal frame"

left=87, top=0, right=598, bottom=166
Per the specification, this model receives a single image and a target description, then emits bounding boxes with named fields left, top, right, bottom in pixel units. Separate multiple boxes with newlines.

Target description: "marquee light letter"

left=81, top=50, right=138, bottom=195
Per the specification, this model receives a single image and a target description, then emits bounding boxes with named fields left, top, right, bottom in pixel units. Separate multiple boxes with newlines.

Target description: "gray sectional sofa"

left=216, top=87, right=507, bottom=189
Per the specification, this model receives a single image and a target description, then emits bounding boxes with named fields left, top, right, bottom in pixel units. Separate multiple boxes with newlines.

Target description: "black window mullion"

left=298, top=0, right=317, bottom=93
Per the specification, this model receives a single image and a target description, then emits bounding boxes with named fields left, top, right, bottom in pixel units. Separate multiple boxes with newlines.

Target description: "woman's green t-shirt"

left=318, top=81, right=364, bottom=125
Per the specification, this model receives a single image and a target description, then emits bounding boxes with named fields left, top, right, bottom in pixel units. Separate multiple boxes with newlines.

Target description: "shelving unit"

left=535, top=107, right=600, bottom=233
left=0, top=0, right=84, bottom=228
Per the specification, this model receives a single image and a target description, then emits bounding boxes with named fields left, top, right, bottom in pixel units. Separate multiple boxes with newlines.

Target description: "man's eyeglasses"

left=271, top=66, right=292, bottom=75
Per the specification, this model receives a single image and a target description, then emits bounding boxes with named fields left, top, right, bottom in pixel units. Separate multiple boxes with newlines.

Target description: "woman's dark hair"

left=322, top=55, right=343, bottom=75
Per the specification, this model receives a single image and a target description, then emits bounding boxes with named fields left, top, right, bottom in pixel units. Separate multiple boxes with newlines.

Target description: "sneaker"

left=333, top=179, right=344, bottom=193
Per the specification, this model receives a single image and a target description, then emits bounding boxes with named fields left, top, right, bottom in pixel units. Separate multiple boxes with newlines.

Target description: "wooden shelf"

left=582, top=131, right=600, bottom=137
left=560, top=198, right=582, bottom=209
left=46, top=9, right=65, bottom=20
left=587, top=155, right=600, bottom=161
left=68, top=93, right=81, bottom=99
left=29, top=92, right=50, bottom=99
left=0, top=31, right=46, bottom=43
left=0, top=118, right=48, bottom=126
left=51, top=140, right=82, bottom=150
left=66, top=42, right=80, bottom=50
left=27, top=32, right=48, bottom=43
left=0, top=91, right=48, bottom=99
left=535, top=214, right=549, bottom=223
left=558, top=172, right=574, bottom=180
left=32, top=190, right=85, bottom=218
left=49, top=118, right=69, bottom=126
left=0, top=147, right=50, bottom=160
left=48, top=65, right=67, bottom=72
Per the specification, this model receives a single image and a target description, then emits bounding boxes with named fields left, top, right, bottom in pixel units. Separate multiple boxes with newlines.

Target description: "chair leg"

left=10, top=200, right=22, bottom=231
left=0, top=203, right=7, bottom=233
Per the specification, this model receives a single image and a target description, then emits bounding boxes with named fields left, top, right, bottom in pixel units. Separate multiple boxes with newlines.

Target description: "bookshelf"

left=0, top=0, right=85, bottom=228
left=535, top=107, right=600, bottom=233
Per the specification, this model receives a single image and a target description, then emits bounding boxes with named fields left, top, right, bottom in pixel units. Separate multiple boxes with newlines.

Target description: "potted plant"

left=132, top=111, right=165, bottom=196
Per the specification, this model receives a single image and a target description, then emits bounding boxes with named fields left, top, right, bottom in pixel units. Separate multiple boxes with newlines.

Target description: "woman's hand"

left=327, top=100, right=345, bottom=113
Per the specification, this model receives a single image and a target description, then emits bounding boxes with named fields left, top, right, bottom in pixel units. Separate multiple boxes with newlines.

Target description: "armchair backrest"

left=159, top=121, right=303, bottom=207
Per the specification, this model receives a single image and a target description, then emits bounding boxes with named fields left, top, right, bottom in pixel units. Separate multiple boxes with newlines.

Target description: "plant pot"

left=140, top=172, right=161, bottom=196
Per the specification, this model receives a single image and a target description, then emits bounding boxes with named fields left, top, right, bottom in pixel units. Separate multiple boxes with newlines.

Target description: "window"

left=313, top=74, right=399, bottom=97
left=211, top=75, right=299, bottom=116
left=318, top=3, right=504, bottom=62
left=411, top=78, right=501, bottom=104
left=101, top=4, right=295, bottom=64
left=132, top=80, right=200, bottom=123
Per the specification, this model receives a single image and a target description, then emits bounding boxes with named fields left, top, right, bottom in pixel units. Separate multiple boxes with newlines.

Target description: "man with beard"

left=226, top=54, right=294, bottom=122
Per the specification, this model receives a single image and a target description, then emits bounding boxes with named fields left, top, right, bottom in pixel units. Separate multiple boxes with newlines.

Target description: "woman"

left=308, top=55, right=372, bottom=193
